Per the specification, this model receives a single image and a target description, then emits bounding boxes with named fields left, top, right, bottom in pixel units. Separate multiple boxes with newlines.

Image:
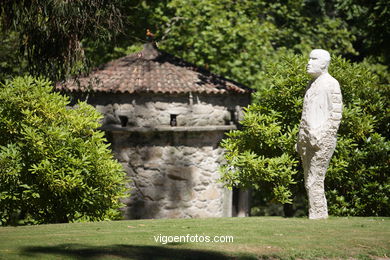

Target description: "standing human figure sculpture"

left=297, top=49, right=343, bottom=219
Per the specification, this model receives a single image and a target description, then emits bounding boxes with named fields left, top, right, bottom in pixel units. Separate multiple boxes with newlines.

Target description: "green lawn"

left=0, top=217, right=389, bottom=259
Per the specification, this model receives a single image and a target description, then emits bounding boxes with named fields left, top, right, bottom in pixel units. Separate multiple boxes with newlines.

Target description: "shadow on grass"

left=21, top=244, right=264, bottom=260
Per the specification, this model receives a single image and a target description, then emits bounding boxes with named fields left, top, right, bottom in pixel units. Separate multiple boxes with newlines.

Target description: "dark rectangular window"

left=170, top=114, right=177, bottom=126
left=119, top=116, right=128, bottom=127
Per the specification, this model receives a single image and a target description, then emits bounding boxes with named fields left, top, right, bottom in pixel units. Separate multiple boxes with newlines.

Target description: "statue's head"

left=307, top=49, right=331, bottom=78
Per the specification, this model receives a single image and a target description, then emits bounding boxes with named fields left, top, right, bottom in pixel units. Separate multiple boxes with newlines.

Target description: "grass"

left=0, top=216, right=389, bottom=259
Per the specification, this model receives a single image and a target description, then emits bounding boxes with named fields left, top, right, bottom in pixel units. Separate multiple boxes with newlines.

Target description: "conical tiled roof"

left=57, top=43, right=253, bottom=94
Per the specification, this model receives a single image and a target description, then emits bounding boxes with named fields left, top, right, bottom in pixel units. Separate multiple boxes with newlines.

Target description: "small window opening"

left=230, top=110, right=235, bottom=123
left=229, top=109, right=237, bottom=125
left=170, top=114, right=177, bottom=126
left=119, top=116, right=128, bottom=127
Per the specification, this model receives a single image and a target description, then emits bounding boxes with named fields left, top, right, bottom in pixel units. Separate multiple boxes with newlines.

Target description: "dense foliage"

left=155, top=0, right=356, bottom=89
left=1, top=0, right=388, bottom=83
left=333, top=0, right=390, bottom=65
left=0, top=0, right=123, bottom=81
left=0, top=76, right=128, bottom=225
left=221, top=53, right=389, bottom=216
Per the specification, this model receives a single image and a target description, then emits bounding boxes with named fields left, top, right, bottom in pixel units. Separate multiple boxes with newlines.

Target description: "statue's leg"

left=305, top=137, right=337, bottom=219
left=303, top=147, right=325, bottom=219
left=306, top=154, right=328, bottom=219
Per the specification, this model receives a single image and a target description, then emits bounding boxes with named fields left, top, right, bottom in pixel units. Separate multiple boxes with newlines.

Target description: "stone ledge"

left=100, top=124, right=237, bottom=133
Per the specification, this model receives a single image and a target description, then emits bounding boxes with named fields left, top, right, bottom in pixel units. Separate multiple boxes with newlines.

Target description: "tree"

left=332, top=0, right=390, bottom=65
left=0, top=23, right=27, bottom=81
left=0, top=76, right=128, bottom=225
left=83, top=0, right=172, bottom=69
left=1, top=0, right=388, bottom=84
left=221, top=53, right=390, bottom=216
left=152, top=0, right=356, bottom=89
left=0, top=0, right=123, bottom=81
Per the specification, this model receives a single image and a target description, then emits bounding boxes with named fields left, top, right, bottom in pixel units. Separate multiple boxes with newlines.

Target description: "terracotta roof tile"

left=56, top=43, right=254, bottom=94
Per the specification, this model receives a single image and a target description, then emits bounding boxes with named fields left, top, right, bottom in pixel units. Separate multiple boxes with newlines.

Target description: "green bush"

left=0, top=76, right=128, bottom=225
left=221, top=53, right=389, bottom=216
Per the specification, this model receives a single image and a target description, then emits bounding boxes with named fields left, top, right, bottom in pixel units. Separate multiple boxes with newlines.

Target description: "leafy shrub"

left=0, top=76, right=128, bottom=225
left=221, top=53, right=389, bottom=216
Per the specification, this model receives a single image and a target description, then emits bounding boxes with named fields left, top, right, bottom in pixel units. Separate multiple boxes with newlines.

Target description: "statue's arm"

left=309, top=81, right=342, bottom=144
left=328, top=81, right=343, bottom=135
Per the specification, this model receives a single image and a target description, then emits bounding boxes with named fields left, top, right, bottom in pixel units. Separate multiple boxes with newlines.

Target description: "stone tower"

left=58, top=43, right=253, bottom=219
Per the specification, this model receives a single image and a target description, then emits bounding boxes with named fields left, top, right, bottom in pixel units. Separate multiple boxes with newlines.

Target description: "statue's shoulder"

left=324, top=73, right=339, bottom=84
left=323, top=73, right=341, bottom=92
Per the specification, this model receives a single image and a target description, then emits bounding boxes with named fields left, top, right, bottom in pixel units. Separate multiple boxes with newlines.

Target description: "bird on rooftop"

left=146, top=29, right=155, bottom=41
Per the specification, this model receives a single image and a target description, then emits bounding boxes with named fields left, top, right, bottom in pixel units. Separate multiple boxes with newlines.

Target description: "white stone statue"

left=296, top=49, right=343, bottom=219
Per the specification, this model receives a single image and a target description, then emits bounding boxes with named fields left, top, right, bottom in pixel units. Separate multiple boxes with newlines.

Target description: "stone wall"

left=109, top=130, right=232, bottom=219
left=78, top=92, right=250, bottom=127
left=68, top=91, right=251, bottom=219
